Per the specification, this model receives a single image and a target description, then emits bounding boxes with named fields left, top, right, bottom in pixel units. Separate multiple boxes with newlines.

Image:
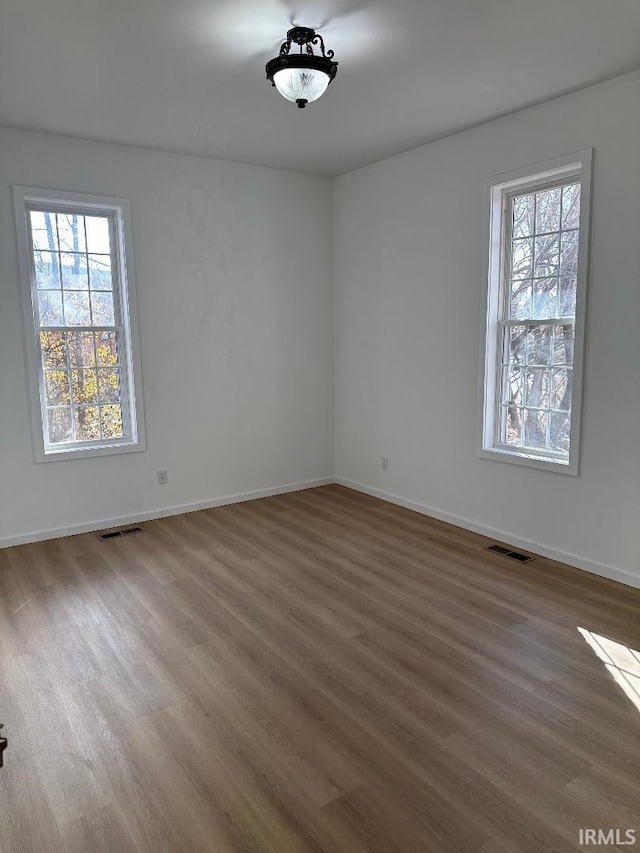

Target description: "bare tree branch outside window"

left=499, top=182, right=580, bottom=457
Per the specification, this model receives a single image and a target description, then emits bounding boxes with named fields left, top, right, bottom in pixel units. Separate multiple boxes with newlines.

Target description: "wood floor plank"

left=2, top=484, right=640, bottom=852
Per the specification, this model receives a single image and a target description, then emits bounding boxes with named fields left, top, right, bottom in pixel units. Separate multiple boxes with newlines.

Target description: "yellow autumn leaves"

left=39, top=330, right=123, bottom=443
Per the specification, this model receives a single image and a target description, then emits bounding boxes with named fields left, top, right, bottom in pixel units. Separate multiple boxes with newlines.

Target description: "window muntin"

left=15, top=189, right=144, bottom=460
left=498, top=180, right=580, bottom=459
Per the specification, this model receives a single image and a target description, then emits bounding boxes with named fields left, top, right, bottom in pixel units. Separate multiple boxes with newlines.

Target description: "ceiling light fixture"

left=266, top=27, right=338, bottom=109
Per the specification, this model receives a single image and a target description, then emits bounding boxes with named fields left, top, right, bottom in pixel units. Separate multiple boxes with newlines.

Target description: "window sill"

left=478, top=445, right=578, bottom=476
left=35, top=439, right=145, bottom=463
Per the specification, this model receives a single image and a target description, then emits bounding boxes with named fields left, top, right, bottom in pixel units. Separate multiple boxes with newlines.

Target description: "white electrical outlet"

left=381, top=457, right=388, bottom=471
left=158, top=470, right=169, bottom=485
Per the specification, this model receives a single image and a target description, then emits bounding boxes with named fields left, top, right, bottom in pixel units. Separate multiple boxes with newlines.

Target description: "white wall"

left=0, top=127, right=333, bottom=544
left=3, top=72, right=639, bottom=585
left=334, top=71, right=640, bottom=585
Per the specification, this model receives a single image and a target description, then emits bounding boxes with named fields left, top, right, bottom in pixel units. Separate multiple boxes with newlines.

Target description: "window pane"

left=560, top=231, right=579, bottom=276
left=47, top=407, right=72, bottom=444
left=525, top=369, right=550, bottom=409
left=510, top=280, right=532, bottom=319
left=95, top=331, right=119, bottom=366
left=88, top=254, right=113, bottom=290
left=73, top=406, right=100, bottom=441
left=534, top=235, right=560, bottom=278
left=34, top=250, right=61, bottom=289
left=524, top=410, right=548, bottom=450
left=71, top=369, right=98, bottom=404
left=511, top=238, right=533, bottom=279
left=90, top=292, right=115, bottom=326
left=551, top=368, right=572, bottom=411
left=97, top=368, right=121, bottom=403
left=60, top=252, right=89, bottom=290
left=552, top=324, right=574, bottom=365
left=63, top=291, right=91, bottom=325
left=527, top=324, right=551, bottom=365
left=45, top=370, right=70, bottom=407
left=38, top=291, right=63, bottom=326
left=502, top=365, right=524, bottom=407
left=535, top=187, right=561, bottom=233
left=85, top=216, right=111, bottom=254
left=512, top=194, right=534, bottom=238
left=561, top=183, right=581, bottom=230
left=503, top=406, right=522, bottom=446
left=56, top=213, right=86, bottom=253
left=40, top=331, right=66, bottom=368
left=532, top=278, right=558, bottom=319
left=100, top=404, right=123, bottom=439
left=30, top=211, right=58, bottom=251
left=508, top=325, right=527, bottom=366
left=550, top=411, right=571, bottom=455
left=67, top=331, right=96, bottom=367
left=558, top=276, right=577, bottom=317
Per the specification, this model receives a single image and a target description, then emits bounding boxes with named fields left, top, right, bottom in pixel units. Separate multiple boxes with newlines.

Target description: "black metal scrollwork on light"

left=311, top=33, right=334, bottom=60
left=0, top=725, right=7, bottom=768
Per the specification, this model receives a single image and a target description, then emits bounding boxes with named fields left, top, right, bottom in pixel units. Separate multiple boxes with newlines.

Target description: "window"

left=14, top=187, right=145, bottom=461
left=479, top=151, right=592, bottom=474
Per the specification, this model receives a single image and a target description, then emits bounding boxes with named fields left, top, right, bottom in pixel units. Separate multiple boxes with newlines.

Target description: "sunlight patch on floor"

left=578, top=627, right=640, bottom=713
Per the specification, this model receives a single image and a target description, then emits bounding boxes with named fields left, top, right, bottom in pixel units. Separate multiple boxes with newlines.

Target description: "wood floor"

left=1, top=485, right=640, bottom=853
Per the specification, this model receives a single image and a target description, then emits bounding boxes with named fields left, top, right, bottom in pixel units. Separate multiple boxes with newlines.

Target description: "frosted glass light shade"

left=273, top=68, right=331, bottom=105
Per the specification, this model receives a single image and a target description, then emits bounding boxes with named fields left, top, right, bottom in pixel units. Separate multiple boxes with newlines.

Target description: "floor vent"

left=100, top=527, right=143, bottom=540
left=487, top=544, right=534, bottom=563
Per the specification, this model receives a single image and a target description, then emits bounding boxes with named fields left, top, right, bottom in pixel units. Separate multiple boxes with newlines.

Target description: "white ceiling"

left=1, top=0, right=639, bottom=176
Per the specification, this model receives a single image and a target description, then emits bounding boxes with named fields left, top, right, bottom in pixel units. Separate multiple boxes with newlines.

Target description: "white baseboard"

left=4, top=474, right=638, bottom=592
left=335, top=477, right=640, bottom=591
left=0, top=477, right=334, bottom=549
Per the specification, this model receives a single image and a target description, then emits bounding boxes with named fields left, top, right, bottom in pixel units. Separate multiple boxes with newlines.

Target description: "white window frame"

left=478, top=150, right=593, bottom=475
left=14, top=186, right=146, bottom=462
